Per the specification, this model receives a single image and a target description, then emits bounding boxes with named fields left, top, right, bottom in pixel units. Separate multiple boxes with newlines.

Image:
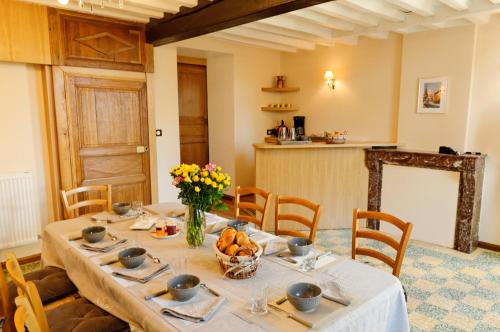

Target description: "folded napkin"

left=166, top=208, right=185, bottom=218
left=80, top=238, right=128, bottom=253
left=92, top=211, right=140, bottom=223
left=263, top=237, right=288, bottom=255
left=321, top=280, right=351, bottom=306
left=161, top=297, right=227, bottom=323
left=112, top=262, right=170, bottom=283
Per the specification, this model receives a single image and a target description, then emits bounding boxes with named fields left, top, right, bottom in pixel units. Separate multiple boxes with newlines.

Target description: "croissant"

left=240, top=240, right=258, bottom=254
left=217, top=228, right=237, bottom=251
left=236, top=247, right=253, bottom=256
left=225, top=244, right=239, bottom=256
left=235, top=231, right=249, bottom=246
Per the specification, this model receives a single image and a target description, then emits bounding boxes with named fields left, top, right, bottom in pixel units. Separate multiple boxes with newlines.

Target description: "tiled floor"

left=316, top=229, right=500, bottom=332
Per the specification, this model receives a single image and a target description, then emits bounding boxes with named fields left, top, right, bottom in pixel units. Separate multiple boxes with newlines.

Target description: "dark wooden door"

left=177, top=63, right=209, bottom=166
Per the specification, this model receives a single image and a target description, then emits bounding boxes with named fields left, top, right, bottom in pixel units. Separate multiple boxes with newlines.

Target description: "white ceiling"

left=211, top=0, right=500, bottom=52
left=21, top=0, right=500, bottom=51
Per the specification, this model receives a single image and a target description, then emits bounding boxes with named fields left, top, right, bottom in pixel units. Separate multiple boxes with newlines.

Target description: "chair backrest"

left=352, top=209, right=413, bottom=277
left=60, top=184, right=112, bottom=219
left=0, top=263, right=14, bottom=332
left=5, top=256, right=49, bottom=332
left=235, top=186, right=271, bottom=230
left=274, top=195, right=321, bottom=242
left=14, top=294, right=41, bottom=332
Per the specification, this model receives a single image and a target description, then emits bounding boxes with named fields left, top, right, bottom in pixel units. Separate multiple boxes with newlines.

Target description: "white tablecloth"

left=42, top=203, right=409, bottom=332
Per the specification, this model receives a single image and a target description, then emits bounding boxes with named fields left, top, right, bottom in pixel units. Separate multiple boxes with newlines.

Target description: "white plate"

left=150, top=231, right=181, bottom=239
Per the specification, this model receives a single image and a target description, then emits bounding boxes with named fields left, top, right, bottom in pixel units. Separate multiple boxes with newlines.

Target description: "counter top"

left=253, top=141, right=399, bottom=149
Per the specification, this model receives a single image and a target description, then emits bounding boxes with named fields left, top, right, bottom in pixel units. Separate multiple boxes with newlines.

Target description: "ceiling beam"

left=312, top=2, right=380, bottom=26
left=361, top=31, right=389, bottom=39
left=339, top=0, right=406, bottom=22
left=245, top=22, right=334, bottom=46
left=259, top=15, right=333, bottom=39
left=464, top=13, right=491, bottom=24
left=384, top=0, right=435, bottom=16
left=288, top=8, right=356, bottom=31
left=439, top=0, right=470, bottom=11
left=221, top=26, right=317, bottom=50
left=124, top=0, right=182, bottom=13
left=211, top=32, right=298, bottom=52
left=146, top=0, right=335, bottom=46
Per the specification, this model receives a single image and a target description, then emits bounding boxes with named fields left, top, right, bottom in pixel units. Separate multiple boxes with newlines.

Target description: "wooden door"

left=177, top=63, right=209, bottom=166
left=53, top=67, right=151, bottom=214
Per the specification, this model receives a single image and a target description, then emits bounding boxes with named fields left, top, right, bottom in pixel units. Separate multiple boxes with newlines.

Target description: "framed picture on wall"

left=417, top=77, right=448, bottom=114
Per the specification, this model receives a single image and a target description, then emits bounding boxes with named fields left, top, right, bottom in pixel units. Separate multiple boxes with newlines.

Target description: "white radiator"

left=0, top=173, right=41, bottom=249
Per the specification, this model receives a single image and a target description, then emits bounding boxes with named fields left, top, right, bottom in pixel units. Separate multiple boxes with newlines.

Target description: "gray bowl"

left=118, top=247, right=146, bottom=269
left=167, top=274, right=201, bottom=302
left=82, top=226, right=106, bottom=243
left=287, top=282, right=322, bottom=312
left=228, top=220, right=249, bottom=233
left=112, top=202, right=131, bottom=215
left=287, top=238, right=313, bottom=256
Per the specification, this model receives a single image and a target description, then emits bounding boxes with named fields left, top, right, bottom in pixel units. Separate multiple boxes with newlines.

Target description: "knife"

left=268, top=303, right=313, bottom=328
left=276, top=296, right=288, bottom=305
left=277, top=253, right=299, bottom=264
left=144, top=289, right=168, bottom=301
left=99, top=258, right=119, bottom=266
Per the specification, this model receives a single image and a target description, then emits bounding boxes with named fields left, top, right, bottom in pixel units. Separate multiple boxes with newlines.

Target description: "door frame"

left=49, top=66, right=157, bottom=220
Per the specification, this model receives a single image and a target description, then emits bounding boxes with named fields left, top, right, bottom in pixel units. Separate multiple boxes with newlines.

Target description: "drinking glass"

left=250, top=281, right=268, bottom=315
left=132, top=201, right=143, bottom=215
left=300, top=249, right=317, bottom=272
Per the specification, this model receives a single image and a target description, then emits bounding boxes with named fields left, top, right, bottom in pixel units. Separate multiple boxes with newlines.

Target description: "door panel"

left=54, top=67, right=151, bottom=216
left=177, top=62, right=209, bottom=166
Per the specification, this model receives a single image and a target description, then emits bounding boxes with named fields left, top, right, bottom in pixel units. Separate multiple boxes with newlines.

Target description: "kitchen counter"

left=254, top=141, right=399, bottom=149
left=254, top=141, right=399, bottom=230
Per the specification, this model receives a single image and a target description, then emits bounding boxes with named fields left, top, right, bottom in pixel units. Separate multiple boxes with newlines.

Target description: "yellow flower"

left=175, top=169, right=182, bottom=176
left=217, top=174, right=225, bottom=182
left=184, top=176, right=191, bottom=183
left=218, top=184, right=223, bottom=190
left=200, top=178, right=205, bottom=183
left=194, top=186, right=201, bottom=192
left=216, top=166, right=222, bottom=171
left=224, top=180, right=230, bottom=186
left=211, top=171, right=218, bottom=179
left=192, top=175, right=199, bottom=182
left=201, top=171, right=208, bottom=177
left=205, top=178, right=212, bottom=185
left=211, top=182, right=218, bottom=188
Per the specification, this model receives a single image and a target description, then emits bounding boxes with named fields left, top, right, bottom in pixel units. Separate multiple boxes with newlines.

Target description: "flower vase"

left=185, top=205, right=206, bottom=248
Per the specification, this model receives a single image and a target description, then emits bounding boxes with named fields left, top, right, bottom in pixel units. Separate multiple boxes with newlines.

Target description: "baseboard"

left=478, top=241, right=500, bottom=252
left=1, top=253, right=41, bottom=268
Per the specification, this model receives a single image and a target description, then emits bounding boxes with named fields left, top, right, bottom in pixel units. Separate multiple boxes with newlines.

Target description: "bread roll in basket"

left=214, top=227, right=263, bottom=279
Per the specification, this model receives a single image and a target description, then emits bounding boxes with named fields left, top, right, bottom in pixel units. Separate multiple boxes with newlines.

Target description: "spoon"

left=147, top=252, right=161, bottom=264
left=107, top=233, right=118, bottom=241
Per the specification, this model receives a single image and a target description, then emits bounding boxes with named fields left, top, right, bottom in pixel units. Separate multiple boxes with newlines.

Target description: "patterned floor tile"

left=420, top=255, right=443, bottom=266
left=413, top=279, right=442, bottom=292
left=409, top=312, right=439, bottom=331
left=415, top=303, right=449, bottom=320
left=443, top=312, right=478, bottom=331
left=482, top=313, right=500, bottom=329
left=438, top=287, right=467, bottom=301
left=462, top=267, right=488, bottom=278
left=462, top=295, right=495, bottom=311
left=427, top=294, right=458, bottom=311
left=431, top=322, right=467, bottom=332
left=452, top=303, right=486, bottom=320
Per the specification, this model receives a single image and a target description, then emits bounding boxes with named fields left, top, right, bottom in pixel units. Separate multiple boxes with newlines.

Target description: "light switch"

left=156, top=129, right=162, bottom=137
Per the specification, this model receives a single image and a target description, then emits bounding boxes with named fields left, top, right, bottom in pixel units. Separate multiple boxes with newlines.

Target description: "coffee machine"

left=293, top=116, right=305, bottom=136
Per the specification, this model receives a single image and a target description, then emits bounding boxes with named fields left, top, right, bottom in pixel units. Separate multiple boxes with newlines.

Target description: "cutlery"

left=201, top=284, right=220, bottom=297
left=268, top=303, right=313, bottom=328
left=276, top=296, right=288, bottom=305
left=277, top=254, right=298, bottom=264
left=147, top=253, right=161, bottom=264
left=316, top=251, right=331, bottom=261
left=69, top=235, right=83, bottom=241
left=108, top=233, right=118, bottom=241
left=99, top=258, right=119, bottom=266
left=144, top=289, right=168, bottom=301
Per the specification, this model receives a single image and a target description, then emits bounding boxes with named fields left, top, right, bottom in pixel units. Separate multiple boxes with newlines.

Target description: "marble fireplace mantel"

left=365, top=148, right=486, bottom=253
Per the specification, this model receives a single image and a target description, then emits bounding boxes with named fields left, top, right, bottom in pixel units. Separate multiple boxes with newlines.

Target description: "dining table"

left=41, top=202, right=410, bottom=332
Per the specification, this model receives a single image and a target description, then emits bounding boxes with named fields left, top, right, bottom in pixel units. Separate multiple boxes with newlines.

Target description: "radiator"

left=0, top=173, right=41, bottom=249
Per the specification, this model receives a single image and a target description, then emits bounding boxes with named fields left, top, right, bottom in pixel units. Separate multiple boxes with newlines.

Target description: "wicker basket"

left=213, top=240, right=263, bottom=279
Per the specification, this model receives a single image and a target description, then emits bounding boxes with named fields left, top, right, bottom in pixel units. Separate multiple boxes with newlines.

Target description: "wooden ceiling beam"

left=146, top=0, right=335, bottom=46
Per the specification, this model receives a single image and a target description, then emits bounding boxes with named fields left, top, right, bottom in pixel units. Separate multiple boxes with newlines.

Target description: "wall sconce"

left=324, top=70, right=335, bottom=90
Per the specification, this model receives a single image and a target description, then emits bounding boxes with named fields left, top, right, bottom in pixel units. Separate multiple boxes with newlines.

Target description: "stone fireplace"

left=365, top=149, right=486, bottom=253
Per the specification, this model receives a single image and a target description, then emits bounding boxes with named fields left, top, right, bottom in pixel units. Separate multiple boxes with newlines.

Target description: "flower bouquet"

left=170, top=163, right=231, bottom=247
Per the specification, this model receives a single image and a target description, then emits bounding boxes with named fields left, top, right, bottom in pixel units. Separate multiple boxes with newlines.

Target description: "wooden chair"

left=352, top=209, right=413, bottom=277
left=234, top=186, right=271, bottom=229
left=60, top=185, right=112, bottom=219
left=14, top=292, right=41, bottom=332
left=0, top=263, right=14, bottom=332
left=274, top=195, right=321, bottom=242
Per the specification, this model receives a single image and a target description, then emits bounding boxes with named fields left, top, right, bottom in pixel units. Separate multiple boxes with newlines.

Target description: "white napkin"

left=80, top=238, right=128, bottom=252
left=161, top=297, right=227, bottom=323
left=111, top=263, right=171, bottom=284
left=263, top=237, right=288, bottom=255
left=92, top=210, right=141, bottom=223
left=321, top=280, right=351, bottom=306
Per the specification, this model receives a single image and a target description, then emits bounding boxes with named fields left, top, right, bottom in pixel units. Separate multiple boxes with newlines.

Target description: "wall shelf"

left=261, top=87, right=300, bottom=92
left=261, top=107, right=298, bottom=112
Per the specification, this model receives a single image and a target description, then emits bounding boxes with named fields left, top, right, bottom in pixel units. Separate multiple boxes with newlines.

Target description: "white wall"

left=466, top=15, right=500, bottom=244
left=0, top=62, right=50, bottom=225
left=152, top=46, right=181, bottom=202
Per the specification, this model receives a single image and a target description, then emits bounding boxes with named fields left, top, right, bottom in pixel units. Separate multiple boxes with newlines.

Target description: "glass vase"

left=185, top=205, right=206, bottom=248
